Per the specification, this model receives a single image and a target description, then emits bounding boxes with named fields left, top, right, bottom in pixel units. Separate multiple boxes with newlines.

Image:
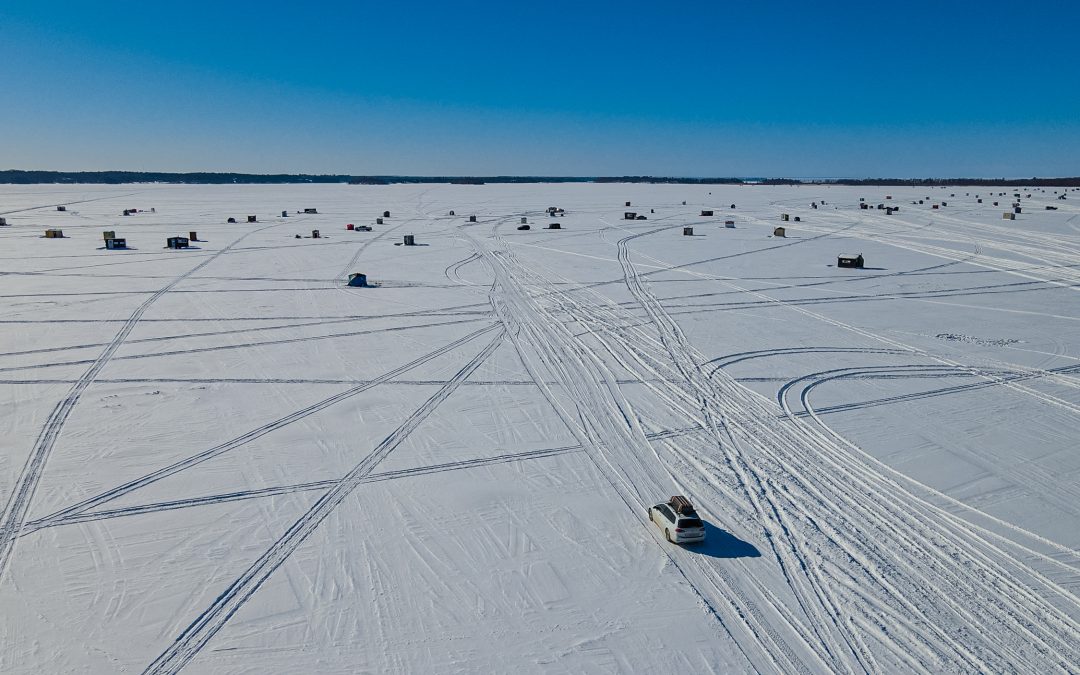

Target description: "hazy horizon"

left=2, top=170, right=1078, bottom=181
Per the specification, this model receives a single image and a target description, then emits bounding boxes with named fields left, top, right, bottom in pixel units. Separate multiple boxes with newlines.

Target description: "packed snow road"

left=1, top=183, right=1078, bottom=673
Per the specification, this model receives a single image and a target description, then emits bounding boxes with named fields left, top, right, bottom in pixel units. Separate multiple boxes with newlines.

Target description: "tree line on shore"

left=2, top=170, right=1077, bottom=187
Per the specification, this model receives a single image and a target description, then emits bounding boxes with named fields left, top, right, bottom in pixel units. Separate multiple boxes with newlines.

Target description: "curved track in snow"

left=464, top=220, right=1080, bottom=673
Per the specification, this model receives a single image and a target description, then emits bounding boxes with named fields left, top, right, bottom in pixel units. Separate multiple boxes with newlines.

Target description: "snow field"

left=1, top=183, right=1078, bottom=673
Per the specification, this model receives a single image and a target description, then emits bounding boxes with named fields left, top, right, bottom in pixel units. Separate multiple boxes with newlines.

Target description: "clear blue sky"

left=2, top=1, right=1078, bottom=176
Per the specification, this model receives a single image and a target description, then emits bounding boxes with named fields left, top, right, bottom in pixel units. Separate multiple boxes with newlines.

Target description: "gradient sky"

left=2, top=1, right=1078, bottom=176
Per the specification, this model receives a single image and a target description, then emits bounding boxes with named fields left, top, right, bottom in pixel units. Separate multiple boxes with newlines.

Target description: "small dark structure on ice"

left=837, top=253, right=864, bottom=268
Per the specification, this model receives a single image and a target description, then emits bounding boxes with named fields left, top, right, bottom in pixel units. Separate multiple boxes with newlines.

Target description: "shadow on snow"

left=686, top=523, right=761, bottom=559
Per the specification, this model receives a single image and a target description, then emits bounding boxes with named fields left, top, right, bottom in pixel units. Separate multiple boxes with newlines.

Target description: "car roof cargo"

left=669, top=495, right=696, bottom=515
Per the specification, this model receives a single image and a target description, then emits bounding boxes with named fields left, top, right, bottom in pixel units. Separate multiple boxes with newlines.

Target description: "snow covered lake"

left=1, top=182, right=1078, bottom=673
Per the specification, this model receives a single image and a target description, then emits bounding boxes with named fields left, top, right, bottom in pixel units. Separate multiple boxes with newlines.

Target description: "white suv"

left=648, top=498, right=706, bottom=544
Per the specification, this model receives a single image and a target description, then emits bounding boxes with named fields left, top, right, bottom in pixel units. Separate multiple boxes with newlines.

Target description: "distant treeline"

left=594, top=176, right=744, bottom=184
left=0, top=170, right=358, bottom=185
left=810, top=177, right=1080, bottom=187
left=2, top=170, right=1079, bottom=187
left=347, top=176, right=594, bottom=185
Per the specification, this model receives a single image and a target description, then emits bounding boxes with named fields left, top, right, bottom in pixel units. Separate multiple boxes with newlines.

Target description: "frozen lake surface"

left=1, top=183, right=1078, bottom=673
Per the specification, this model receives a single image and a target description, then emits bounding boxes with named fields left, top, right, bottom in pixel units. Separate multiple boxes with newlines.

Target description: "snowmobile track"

left=0, top=225, right=273, bottom=584
left=142, top=329, right=504, bottom=675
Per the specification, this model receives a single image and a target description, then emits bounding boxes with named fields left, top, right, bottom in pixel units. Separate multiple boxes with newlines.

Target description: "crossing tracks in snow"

left=465, top=221, right=1080, bottom=674
left=0, top=224, right=277, bottom=584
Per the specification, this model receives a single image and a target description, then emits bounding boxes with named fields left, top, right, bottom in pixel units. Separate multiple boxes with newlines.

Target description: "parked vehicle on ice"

left=648, top=496, right=706, bottom=544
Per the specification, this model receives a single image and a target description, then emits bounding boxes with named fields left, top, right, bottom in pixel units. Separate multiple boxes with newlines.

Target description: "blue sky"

left=1, top=1, right=1078, bottom=176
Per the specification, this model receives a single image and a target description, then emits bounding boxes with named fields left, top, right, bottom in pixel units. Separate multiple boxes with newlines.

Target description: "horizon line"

left=2, top=169, right=1079, bottom=186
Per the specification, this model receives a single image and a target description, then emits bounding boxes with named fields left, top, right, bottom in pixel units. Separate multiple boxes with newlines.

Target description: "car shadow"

left=688, top=523, right=761, bottom=559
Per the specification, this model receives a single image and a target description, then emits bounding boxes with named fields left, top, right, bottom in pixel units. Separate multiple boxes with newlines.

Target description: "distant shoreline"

left=1, top=170, right=1078, bottom=187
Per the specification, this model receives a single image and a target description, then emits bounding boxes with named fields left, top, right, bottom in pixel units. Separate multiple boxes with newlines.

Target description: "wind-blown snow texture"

left=1, top=183, right=1078, bottom=673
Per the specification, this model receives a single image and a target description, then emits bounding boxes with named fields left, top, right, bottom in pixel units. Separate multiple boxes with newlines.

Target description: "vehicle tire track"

left=141, top=328, right=504, bottom=675
left=613, top=227, right=871, bottom=672
left=0, top=191, right=142, bottom=216
left=465, top=228, right=817, bottom=673
left=614, top=230, right=1080, bottom=671
left=444, top=251, right=482, bottom=286
left=0, top=316, right=491, bottom=375
left=26, top=324, right=500, bottom=534
left=491, top=221, right=1080, bottom=671
left=34, top=444, right=583, bottom=529
left=337, top=188, right=431, bottom=280
left=0, top=224, right=272, bottom=583
left=38, top=425, right=706, bottom=531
